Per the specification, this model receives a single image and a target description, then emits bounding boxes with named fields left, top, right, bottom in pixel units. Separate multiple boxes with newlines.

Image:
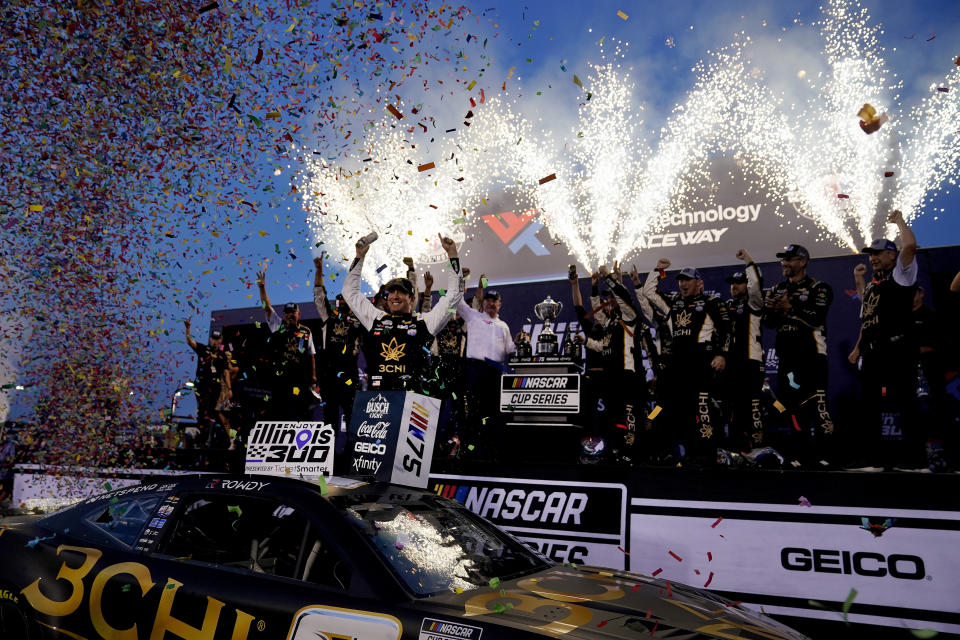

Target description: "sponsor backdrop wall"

left=429, top=462, right=960, bottom=634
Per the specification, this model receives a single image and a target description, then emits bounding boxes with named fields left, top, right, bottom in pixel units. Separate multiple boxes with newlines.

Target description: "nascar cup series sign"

left=245, top=421, right=335, bottom=477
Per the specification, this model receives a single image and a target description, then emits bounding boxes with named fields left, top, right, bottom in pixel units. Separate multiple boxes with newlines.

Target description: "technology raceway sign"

left=628, top=497, right=960, bottom=635
left=430, top=474, right=628, bottom=569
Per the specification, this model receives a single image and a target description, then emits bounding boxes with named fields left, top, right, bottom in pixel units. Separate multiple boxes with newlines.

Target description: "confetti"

left=617, top=10, right=628, bottom=20
left=711, top=517, right=723, bottom=528
left=841, top=587, right=857, bottom=624
left=668, top=550, right=683, bottom=562
left=417, top=162, right=436, bottom=172
left=538, top=173, right=557, bottom=185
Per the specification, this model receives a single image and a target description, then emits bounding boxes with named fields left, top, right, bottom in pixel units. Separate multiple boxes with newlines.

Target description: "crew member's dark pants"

left=321, top=371, right=357, bottom=468
left=724, top=358, right=765, bottom=451
left=861, top=339, right=918, bottom=467
left=462, top=358, right=504, bottom=459
left=270, top=375, right=313, bottom=421
left=777, top=354, right=834, bottom=464
left=655, top=353, right=720, bottom=464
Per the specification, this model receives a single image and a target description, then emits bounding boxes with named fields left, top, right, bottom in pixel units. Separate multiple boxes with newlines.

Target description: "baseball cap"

left=725, top=271, right=747, bottom=284
left=384, top=277, right=415, bottom=296
left=210, top=329, right=223, bottom=339
left=282, top=302, right=300, bottom=313
left=482, top=289, right=501, bottom=300
left=861, top=238, right=898, bottom=254
left=676, top=267, right=703, bottom=280
left=776, top=244, right=810, bottom=259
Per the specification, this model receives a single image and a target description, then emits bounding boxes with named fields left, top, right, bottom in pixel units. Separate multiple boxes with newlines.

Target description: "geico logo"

left=464, top=488, right=588, bottom=525
left=378, top=364, right=405, bottom=373
left=354, top=441, right=387, bottom=454
left=780, top=548, right=925, bottom=580
left=22, top=545, right=256, bottom=639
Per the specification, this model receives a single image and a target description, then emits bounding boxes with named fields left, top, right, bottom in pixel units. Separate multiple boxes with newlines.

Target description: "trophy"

left=533, top=296, right=563, bottom=355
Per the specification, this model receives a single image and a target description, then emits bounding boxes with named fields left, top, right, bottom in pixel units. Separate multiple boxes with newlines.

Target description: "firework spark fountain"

left=729, top=0, right=960, bottom=250
left=302, top=0, right=959, bottom=282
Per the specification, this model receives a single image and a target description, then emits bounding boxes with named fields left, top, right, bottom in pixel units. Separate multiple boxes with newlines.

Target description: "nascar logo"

left=419, top=617, right=483, bottom=640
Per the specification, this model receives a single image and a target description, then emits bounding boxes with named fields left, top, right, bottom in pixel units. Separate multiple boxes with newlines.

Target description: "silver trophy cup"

left=533, top=296, right=564, bottom=355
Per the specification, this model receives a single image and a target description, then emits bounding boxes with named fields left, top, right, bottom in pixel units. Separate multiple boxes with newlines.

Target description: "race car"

left=0, top=474, right=810, bottom=639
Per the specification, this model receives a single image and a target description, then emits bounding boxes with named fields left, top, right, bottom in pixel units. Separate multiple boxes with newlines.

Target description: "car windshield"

left=330, top=490, right=551, bottom=597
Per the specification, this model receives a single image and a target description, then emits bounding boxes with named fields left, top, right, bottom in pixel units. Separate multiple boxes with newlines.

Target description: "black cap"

left=861, top=238, right=897, bottom=254
left=210, top=329, right=223, bottom=339
left=283, top=302, right=300, bottom=313
left=384, top=277, right=415, bottom=296
left=776, top=244, right=810, bottom=259
left=725, top=272, right=747, bottom=284
left=482, top=289, right=501, bottom=301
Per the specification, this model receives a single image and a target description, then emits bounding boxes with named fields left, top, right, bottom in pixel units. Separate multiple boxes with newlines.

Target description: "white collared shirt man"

left=457, top=291, right=515, bottom=364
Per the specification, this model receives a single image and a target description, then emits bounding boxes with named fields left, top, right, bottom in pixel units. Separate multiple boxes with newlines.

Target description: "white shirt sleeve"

left=893, top=256, right=918, bottom=287
left=342, top=256, right=385, bottom=331
left=314, top=286, right=329, bottom=323
left=266, top=307, right=281, bottom=333
left=421, top=260, right=464, bottom=335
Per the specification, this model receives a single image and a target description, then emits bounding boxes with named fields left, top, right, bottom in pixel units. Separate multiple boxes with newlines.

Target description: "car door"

left=144, top=489, right=404, bottom=640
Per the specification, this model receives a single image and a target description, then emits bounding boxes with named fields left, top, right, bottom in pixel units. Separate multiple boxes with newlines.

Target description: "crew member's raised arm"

left=423, top=235, right=463, bottom=335
left=343, top=237, right=385, bottom=331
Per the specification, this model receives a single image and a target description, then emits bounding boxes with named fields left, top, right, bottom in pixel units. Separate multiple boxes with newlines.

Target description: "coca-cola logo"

left=357, top=421, right=390, bottom=439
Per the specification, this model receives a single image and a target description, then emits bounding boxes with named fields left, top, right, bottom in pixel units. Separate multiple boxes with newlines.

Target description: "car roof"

left=58, top=474, right=434, bottom=513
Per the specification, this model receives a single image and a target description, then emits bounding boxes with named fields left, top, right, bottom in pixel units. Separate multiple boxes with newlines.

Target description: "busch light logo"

left=366, top=394, right=390, bottom=418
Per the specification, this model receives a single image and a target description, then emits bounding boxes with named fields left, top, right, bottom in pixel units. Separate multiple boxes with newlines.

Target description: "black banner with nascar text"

left=430, top=473, right=628, bottom=569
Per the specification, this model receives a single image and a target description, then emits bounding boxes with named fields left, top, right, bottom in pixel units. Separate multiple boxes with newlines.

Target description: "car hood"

left=422, top=565, right=809, bottom=639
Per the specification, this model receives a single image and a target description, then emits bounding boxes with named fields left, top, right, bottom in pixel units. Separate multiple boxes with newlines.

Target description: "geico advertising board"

left=431, top=474, right=627, bottom=569
left=629, top=498, right=960, bottom=634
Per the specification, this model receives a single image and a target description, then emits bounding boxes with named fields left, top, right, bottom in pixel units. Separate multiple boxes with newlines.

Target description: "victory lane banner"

left=245, top=421, right=335, bottom=477
left=348, top=391, right=441, bottom=488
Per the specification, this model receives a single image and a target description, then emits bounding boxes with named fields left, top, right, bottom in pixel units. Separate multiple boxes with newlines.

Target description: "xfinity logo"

left=781, top=548, right=925, bottom=580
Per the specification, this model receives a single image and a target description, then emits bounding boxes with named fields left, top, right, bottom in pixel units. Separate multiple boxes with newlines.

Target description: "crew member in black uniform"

left=571, top=268, right=629, bottom=460
left=313, top=254, right=363, bottom=457
left=342, top=232, right=463, bottom=393
left=257, top=267, right=318, bottom=420
left=764, top=244, right=834, bottom=467
left=183, top=320, right=227, bottom=434
left=641, top=259, right=731, bottom=465
left=848, top=210, right=919, bottom=468
left=724, top=249, right=765, bottom=450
